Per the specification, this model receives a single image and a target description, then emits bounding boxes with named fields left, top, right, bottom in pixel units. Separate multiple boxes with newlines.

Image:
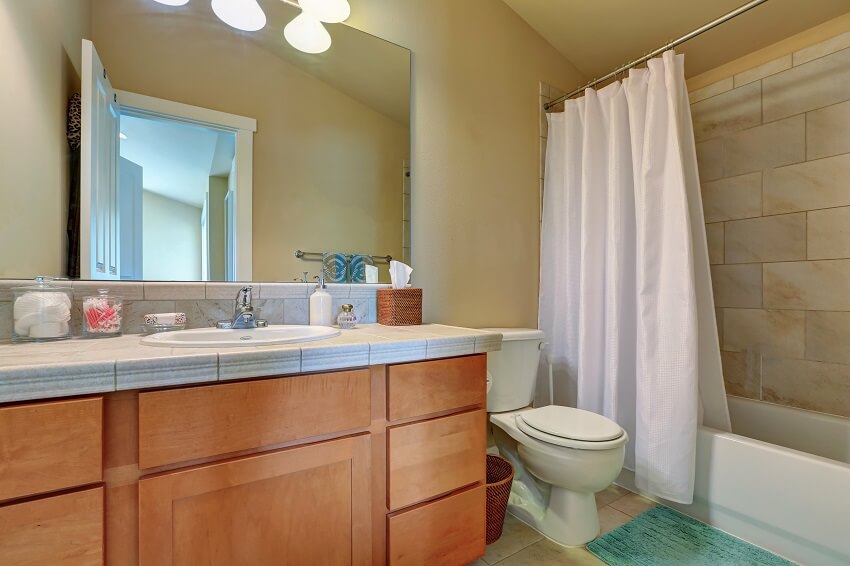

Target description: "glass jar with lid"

left=82, top=289, right=123, bottom=338
left=11, top=276, right=73, bottom=342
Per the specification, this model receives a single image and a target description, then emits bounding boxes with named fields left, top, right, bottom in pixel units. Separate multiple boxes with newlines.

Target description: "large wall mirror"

left=1, top=0, right=410, bottom=283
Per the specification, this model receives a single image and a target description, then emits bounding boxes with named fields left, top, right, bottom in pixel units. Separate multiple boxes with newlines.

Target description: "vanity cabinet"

left=0, top=353, right=488, bottom=566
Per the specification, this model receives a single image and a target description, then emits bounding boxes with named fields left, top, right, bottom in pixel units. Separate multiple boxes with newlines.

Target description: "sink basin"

left=140, top=325, right=341, bottom=348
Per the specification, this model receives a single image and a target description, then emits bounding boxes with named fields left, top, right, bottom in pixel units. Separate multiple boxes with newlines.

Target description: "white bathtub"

left=617, top=396, right=850, bottom=565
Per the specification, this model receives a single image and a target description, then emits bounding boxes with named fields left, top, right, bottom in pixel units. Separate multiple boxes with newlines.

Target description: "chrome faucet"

left=216, top=285, right=267, bottom=329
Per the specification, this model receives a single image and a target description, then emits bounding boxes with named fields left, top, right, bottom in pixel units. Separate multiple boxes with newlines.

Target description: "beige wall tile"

left=696, top=139, right=724, bottom=182
left=723, top=308, right=805, bottom=357
left=806, top=311, right=850, bottom=365
left=764, top=259, right=850, bottom=310
left=807, top=100, right=850, bottom=160
left=691, top=82, right=761, bottom=142
left=763, top=47, right=850, bottom=122
left=723, top=115, right=805, bottom=177
left=689, top=77, right=733, bottom=104
left=763, top=153, right=850, bottom=215
left=793, top=31, right=850, bottom=67
left=762, top=357, right=850, bottom=418
left=710, top=264, right=761, bottom=308
left=724, top=213, right=806, bottom=264
left=701, top=172, right=762, bottom=222
left=721, top=350, right=760, bottom=399
left=734, top=55, right=791, bottom=87
left=808, top=206, right=850, bottom=259
left=705, top=223, right=724, bottom=264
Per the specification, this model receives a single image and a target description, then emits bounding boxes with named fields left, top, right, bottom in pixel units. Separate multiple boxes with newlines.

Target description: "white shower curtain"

left=539, top=51, right=730, bottom=504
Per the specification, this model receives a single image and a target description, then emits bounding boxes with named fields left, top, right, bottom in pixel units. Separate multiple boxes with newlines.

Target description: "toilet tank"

left=482, top=328, right=545, bottom=412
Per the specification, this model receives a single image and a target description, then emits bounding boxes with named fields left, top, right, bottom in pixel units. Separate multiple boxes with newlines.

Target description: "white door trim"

left=116, top=90, right=255, bottom=280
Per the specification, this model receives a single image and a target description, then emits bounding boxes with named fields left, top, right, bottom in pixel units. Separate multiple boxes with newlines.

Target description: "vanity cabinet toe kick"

left=0, top=353, right=488, bottom=566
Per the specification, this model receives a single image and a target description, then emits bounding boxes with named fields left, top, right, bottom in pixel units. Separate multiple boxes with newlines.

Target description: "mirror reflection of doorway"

left=81, top=39, right=256, bottom=282
left=119, top=114, right=236, bottom=281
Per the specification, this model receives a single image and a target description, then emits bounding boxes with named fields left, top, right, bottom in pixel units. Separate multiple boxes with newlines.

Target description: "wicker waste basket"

left=485, top=454, right=514, bottom=545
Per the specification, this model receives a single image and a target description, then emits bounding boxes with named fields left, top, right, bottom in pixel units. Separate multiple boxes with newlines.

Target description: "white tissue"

left=389, top=260, right=413, bottom=289
left=365, top=264, right=379, bottom=284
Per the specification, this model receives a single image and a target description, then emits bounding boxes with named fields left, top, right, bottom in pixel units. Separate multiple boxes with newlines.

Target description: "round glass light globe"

left=211, top=0, right=267, bottom=31
left=284, top=14, right=332, bottom=54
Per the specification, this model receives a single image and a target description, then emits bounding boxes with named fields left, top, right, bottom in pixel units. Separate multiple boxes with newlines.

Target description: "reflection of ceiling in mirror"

left=93, top=0, right=410, bottom=125
left=119, top=114, right=235, bottom=207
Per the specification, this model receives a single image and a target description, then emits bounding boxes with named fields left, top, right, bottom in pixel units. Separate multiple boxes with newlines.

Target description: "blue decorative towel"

left=350, top=254, right=375, bottom=284
left=322, top=252, right=347, bottom=283
left=587, top=506, right=792, bottom=566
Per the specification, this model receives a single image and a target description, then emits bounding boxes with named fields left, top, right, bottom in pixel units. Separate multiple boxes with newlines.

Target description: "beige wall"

left=142, top=191, right=202, bottom=281
left=690, top=21, right=850, bottom=419
left=347, top=0, right=584, bottom=326
left=0, top=0, right=90, bottom=277
left=91, top=0, right=409, bottom=284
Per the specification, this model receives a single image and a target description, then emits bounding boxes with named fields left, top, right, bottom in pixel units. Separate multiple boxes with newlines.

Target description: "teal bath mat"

left=587, top=506, right=792, bottom=566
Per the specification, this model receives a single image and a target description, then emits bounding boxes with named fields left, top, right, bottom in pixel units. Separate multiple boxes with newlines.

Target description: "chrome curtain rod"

left=544, top=0, right=770, bottom=110
left=294, top=250, right=394, bottom=263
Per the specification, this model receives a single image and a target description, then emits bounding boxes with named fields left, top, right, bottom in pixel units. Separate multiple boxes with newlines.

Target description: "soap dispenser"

left=310, top=275, right=334, bottom=326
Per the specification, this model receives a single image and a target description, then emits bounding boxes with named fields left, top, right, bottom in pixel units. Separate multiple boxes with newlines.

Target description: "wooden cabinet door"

left=139, top=435, right=371, bottom=566
left=0, top=487, right=103, bottom=565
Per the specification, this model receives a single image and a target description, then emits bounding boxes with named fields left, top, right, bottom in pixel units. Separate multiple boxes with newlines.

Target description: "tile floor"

left=471, top=485, right=656, bottom=565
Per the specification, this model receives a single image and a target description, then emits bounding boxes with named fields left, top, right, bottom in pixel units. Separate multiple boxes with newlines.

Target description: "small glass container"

left=11, top=276, right=73, bottom=342
left=82, top=289, right=123, bottom=338
left=337, top=303, right=358, bottom=329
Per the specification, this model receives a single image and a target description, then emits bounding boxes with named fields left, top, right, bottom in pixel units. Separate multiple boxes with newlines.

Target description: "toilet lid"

left=517, top=405, right=623, bottom=442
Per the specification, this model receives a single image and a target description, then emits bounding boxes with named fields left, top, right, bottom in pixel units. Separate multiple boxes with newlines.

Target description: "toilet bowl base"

left=507, top=482, right=600, bottom=547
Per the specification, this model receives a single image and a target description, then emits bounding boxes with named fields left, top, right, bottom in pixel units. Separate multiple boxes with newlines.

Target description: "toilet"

left=484, top=328, right=628, bottom=547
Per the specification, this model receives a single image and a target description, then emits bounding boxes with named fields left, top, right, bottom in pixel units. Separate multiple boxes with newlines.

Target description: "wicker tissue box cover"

left=377, top=288, right=422, bottom=326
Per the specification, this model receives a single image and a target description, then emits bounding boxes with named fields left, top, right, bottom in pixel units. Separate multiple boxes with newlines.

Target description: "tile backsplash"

left=691, top=30, right=850, bottom=418
left=0, top=281, right=389, bottom=341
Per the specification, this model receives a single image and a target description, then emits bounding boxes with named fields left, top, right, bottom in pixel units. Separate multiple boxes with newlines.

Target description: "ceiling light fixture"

left=211, top=0, right=267, bottom=31
left=283, top=13, right=332, bottom=54
left=153, top=0, right=190, bottom=5
left=298, top=0, right=350, bottom=24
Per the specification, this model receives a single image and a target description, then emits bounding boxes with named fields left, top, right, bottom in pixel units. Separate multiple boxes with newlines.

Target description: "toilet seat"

left=516, top=405, right=626, bottom=450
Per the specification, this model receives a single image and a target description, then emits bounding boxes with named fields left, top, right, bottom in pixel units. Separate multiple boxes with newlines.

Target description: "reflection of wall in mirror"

left=0, top=0, right=91, bottom=277
left=90, top=0, right=409, bottom=283
left=142, top=191, right=202, bottom=281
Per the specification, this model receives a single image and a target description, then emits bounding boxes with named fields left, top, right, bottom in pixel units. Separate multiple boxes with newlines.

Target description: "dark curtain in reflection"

left=66, top=93, right=81, bottom=279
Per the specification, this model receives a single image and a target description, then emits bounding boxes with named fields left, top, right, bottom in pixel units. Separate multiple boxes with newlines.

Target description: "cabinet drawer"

left=388, top=409, right=486, bottom=510
left=388, top=484, right=485, bottom=566
left=0, top=397, right=102, bottom=502
left=0, top=486, right=104, bottom=565
left=387, top=355, right=485, bottom=422
left=139, top=370, right=371, bottom=469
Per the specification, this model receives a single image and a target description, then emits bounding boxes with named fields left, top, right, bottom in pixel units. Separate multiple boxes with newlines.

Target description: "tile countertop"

left=0, top=324, right=502, bottom=404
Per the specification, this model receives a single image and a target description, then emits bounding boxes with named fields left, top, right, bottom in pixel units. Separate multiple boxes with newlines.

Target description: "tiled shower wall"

left=0, top=281, right=386, bottom=341
left=691, top=30, right=850, bottom=419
